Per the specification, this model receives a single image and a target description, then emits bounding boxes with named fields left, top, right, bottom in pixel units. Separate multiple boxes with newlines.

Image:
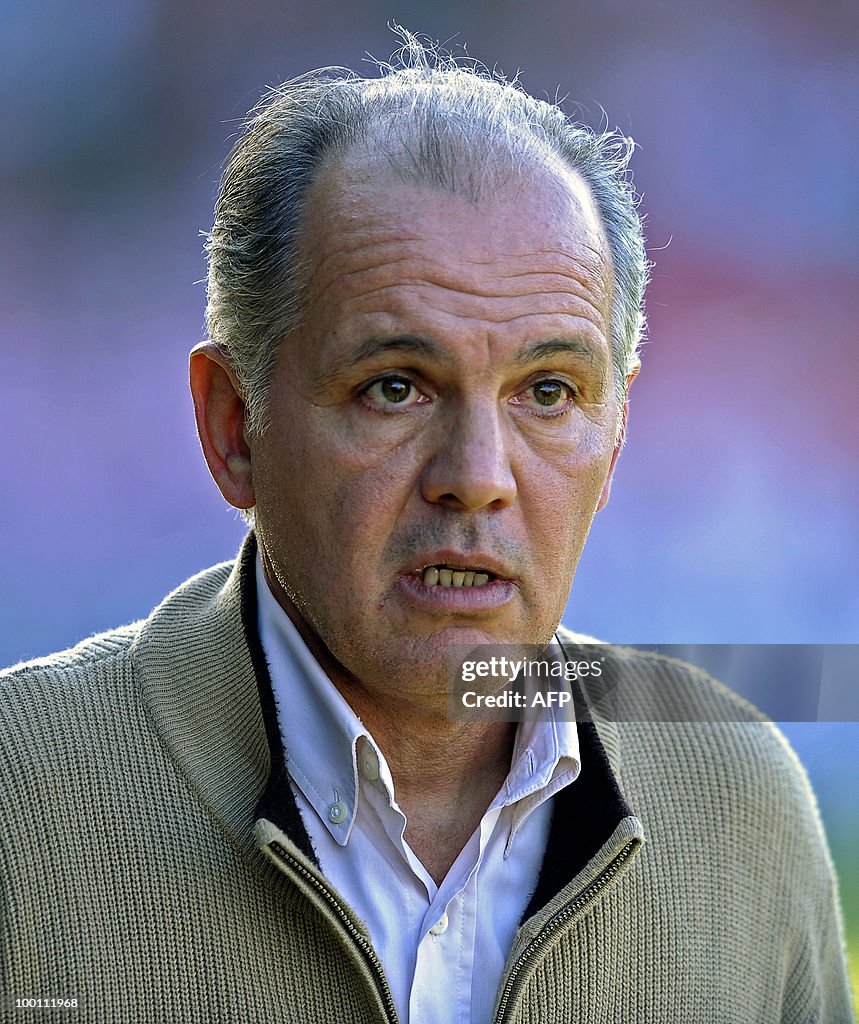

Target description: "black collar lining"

left=238, top=532, right=319, bottom=866
left=522, top=717, right=632, bottom=921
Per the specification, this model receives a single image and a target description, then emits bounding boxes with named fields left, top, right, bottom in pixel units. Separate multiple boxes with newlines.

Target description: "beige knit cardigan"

left=0, top=536, right=852, bottom=1023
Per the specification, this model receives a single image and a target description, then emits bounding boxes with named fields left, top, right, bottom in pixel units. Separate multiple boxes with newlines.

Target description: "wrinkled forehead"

left=287, top=141, right=615, bottom=387
left=302, top=134, right=612, bottom=285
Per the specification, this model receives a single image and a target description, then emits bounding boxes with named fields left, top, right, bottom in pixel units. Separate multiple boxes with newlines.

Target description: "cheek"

left=254, top=409, right=425, bottom=540
left=518, top=442, right=613, bottom=569
left=520, top=420, right=615, bottom=506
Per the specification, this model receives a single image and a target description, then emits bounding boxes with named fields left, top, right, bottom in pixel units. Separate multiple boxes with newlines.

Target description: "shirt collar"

left=500, top=642, right=581, bottom=834
left=255, top=554, right=580, bottom=844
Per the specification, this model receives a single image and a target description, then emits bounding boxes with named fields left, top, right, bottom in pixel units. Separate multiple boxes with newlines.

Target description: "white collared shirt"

left=256, top=557, right=580, bottom=1024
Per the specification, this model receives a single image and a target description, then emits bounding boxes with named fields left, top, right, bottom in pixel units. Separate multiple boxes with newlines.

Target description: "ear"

left=189, top=342, right=256, bottom=509
left=596, top=365, right=639, bottom=512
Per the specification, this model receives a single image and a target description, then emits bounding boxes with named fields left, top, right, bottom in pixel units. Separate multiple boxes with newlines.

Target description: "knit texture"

left=0, top=539, right=852, bottom=1023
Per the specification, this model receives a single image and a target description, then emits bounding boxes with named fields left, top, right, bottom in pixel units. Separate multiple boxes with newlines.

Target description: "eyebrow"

left=316, top=332, right=606, bottom=392
left=514, top=338, right=606, bottom=372
left=345, top=334, right=456, bottom=368
left=347, top=335, right=603, bottom=368
left=310, top=334, right=456, bottom=392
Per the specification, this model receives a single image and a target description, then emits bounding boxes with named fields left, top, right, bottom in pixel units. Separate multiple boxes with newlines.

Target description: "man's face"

left=250, top=152, right=624, bottom=707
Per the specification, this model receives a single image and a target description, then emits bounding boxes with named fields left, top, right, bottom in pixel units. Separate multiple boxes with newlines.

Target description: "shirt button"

left=429, top=913, right=449, bottom=936
left=327, top=801, right=348, bottom=824
left=360, top=748, right=380, bottom=782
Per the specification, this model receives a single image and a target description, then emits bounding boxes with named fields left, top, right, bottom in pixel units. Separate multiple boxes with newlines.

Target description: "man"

left=1, top=35, right=852, bottom=1023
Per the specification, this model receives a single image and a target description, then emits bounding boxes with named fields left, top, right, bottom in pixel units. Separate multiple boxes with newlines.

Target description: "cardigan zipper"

left=493, top=838, right=639, bottom=1024
left=268, top=840, right=400, bottom=1024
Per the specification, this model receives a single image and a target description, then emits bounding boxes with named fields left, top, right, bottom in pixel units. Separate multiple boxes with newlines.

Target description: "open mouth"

left=418, top=564, right=496, bottom=589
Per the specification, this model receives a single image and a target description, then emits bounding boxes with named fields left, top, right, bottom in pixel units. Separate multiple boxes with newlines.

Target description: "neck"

left=328, top=653, right=516, bottom=883
left=338, top=675, right=515, bottom=799
left=350, top=684, right=515, bottom=883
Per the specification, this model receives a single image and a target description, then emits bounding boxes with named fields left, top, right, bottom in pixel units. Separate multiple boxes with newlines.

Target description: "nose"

left=420, top=400, right=517, bottom=512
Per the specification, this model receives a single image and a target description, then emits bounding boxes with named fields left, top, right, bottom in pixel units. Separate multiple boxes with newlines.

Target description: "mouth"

left=397, top=550, right=516, bottom=611
left=417, top=564, right=495, bottom=589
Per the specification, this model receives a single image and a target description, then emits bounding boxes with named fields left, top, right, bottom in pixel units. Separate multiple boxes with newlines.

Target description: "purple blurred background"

left=1, top=0, right=856, bottom=993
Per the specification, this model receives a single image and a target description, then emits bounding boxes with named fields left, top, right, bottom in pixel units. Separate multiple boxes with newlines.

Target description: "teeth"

left=420, top=566, right=493, bottom=588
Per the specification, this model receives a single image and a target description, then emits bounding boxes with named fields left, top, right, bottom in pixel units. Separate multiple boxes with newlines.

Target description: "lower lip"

left=398, top=573, right=516, bottom=612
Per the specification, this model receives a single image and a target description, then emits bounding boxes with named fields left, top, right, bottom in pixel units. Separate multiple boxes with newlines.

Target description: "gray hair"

left=205, top=29, right=649, bottom=437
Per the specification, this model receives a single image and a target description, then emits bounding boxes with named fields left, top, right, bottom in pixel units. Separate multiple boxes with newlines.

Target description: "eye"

left=531, top=380, right=568, bottom=407
left=362, top=374, right=427, bottom=411
left=511, top=378, right=577, bottom=415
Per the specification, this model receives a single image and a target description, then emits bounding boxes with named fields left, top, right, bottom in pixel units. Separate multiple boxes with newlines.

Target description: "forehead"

left=296, top=146, right=613, bottom=346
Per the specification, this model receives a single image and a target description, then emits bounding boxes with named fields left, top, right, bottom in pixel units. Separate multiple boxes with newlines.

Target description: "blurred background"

left=1, top=0, right=856, bottom=1005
